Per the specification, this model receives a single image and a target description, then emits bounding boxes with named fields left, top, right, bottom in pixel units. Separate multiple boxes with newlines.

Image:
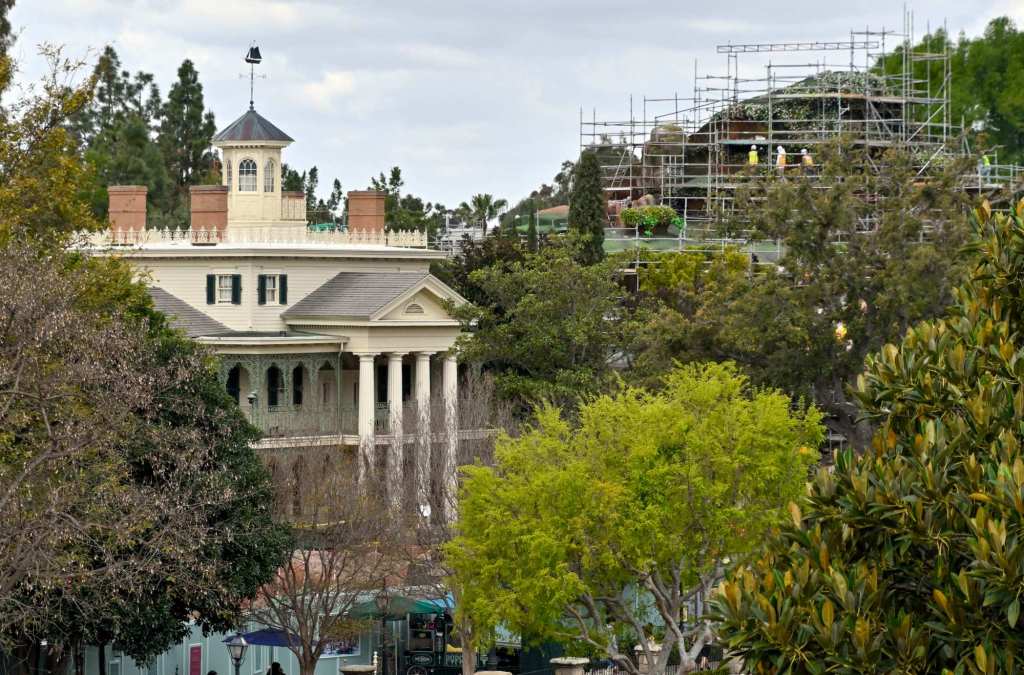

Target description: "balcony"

left=250, top=401, right=425, bottom=443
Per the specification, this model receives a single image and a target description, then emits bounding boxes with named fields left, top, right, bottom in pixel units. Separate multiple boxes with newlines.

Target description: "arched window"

left=292, top=364, right=305, bottom=406
left=239, top=158, right=257, bottom=192
left=267, top=365, right=283, bottom=407
left=226, top=365, right=241, bottom=403
left=264, top=159, right=275, bottom=192
left=226, top=159, right=232, bottom=192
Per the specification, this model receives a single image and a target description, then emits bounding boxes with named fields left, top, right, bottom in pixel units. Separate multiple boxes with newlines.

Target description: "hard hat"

left=777, top=145, right=784, bottom=152
left=801, top=148, right=808, bottom=154
left=750, top=144, right=756, bottom=150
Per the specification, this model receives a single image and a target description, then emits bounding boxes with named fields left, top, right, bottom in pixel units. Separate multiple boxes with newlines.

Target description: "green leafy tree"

left=157, top=59, right=216, bottom=188
left=452, top=245, right=626, bottom=409
left=713, top=202, right=1024, bottom=673
left=448, top=362, right=823, bottom=674
left=568, top=150, right=606, bottom=264
left=0, top=48, right=101, bottom=246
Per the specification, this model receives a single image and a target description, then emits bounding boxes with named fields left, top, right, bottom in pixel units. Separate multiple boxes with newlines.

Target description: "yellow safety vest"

left=748, top=150, right=758, bottom=165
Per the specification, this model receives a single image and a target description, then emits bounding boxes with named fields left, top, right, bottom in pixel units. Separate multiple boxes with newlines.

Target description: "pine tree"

left=158, top=60, right=216, bottom=189
left=568, top=150, right=606, bottom=265
left=527, top=210, right=538, bottom=253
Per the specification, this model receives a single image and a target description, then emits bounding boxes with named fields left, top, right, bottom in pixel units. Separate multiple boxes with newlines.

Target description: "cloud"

left=7, top=0, right=1020, bottom=206
left=301, top=70, right=357, bottom=111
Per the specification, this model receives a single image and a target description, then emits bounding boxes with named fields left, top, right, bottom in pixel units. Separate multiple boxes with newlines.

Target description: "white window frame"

left=264, top=159, right=275, bottom=192
left=239, top=158, right=258, bottom=192
left=217, top=275, right=234, bottom=304
left=265, top=274, right=278, bottom=303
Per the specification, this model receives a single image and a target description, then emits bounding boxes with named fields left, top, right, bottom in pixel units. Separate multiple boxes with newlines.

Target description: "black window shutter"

left=206, top=275, right=215, bottom=305
left=231, top=274, right=242, bottom=305
left=257, top=275, right=267, bottom=305
left=279, top=275, right=288, bottom=304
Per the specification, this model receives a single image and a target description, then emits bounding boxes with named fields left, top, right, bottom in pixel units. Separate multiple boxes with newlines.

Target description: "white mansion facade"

left=94, top=106, right=467, bottom=515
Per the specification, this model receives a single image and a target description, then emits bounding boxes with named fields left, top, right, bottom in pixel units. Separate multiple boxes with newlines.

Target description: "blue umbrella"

left=225, top=628, right=295, bottom=648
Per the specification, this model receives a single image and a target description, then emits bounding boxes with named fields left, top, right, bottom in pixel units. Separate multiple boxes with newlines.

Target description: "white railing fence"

left=87, top=226, right=429, bottom=248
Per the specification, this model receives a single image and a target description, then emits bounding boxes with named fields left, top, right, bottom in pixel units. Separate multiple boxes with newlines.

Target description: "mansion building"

left=93, top=105, right=468, bottom=516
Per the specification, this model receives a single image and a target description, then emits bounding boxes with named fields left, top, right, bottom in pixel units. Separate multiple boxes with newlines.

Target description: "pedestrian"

left=269, top=663, right=285, bottom=675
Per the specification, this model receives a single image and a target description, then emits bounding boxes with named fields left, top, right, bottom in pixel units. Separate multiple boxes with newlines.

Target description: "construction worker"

left=748, top=144, right=758, bottom=166
left=801, top=148, right=814, bottom=168
left=980, top=153, right=991, bottom=179
left=776, top=145, right=787, bottom=173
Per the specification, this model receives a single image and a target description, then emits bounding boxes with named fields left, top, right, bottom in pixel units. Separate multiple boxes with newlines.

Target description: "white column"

left=357, top=353, right=378, bottom=488
left=442, top=354, right=458, bottom=515
left=415, top=352, right=434, bottom=514
left=387, top=352, right=406, bottom=508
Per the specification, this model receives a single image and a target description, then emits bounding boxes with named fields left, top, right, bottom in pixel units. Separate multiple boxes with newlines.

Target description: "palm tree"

left=457, top=193, right=507, bottom=231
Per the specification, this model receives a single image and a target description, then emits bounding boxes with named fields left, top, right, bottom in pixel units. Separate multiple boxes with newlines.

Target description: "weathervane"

left=242, top=42, right=265, bottom=110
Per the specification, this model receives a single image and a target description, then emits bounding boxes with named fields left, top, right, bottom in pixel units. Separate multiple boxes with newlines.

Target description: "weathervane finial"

left=244, top=43, right=263, bottom=110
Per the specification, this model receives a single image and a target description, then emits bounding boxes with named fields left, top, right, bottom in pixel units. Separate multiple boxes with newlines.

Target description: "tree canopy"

left=713, top=202, right=1024, bottom=673
left=448, top=362, right=823, bottom=674
left=451, top=245, right=627, bottom=409
left=628, top=142, right=973, bottom=447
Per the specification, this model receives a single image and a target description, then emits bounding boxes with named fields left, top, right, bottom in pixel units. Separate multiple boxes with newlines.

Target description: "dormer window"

left=239, top=159, right=257, bottom=192
left=264, top=159, right=275, bottom=192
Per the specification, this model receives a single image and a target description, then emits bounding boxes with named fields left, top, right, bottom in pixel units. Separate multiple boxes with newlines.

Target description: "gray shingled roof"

left=283, top=272, right=430, bottom=319
left=212, top=108, right=293, bottom=143
left=149, top=287, right=230, bottom=338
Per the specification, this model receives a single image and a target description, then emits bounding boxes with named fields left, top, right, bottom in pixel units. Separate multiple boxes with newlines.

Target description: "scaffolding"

left=582, top=13, right=1022, bottom=264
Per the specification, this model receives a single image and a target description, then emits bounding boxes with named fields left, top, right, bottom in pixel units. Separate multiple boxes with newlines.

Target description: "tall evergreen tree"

left=568, top=150, right=606, bottom=265
left=158, top=59, right=216, bottom=189
left=527, top=210, right=538, bottom=253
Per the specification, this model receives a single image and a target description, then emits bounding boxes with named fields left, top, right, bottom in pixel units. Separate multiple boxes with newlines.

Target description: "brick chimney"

left=189, top=185, right=229, bottom=240
left=108, top=185, right=147, bottom=234
left=347, top=190, right=386, bottom=233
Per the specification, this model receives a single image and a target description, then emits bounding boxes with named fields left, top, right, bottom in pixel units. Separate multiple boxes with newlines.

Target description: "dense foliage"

left=629, top=143, right=973, bottom=447
left=712, top=203, right=1024, bottom=673
left=878, top=18, right=1024, bottom=162
left=448, top=363, right=823, bottom=674
left=451, top=245, right=627, bottom=410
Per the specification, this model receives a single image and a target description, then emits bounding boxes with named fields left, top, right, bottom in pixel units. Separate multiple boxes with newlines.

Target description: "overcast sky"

left=9, top=0, right=1023, bottom=207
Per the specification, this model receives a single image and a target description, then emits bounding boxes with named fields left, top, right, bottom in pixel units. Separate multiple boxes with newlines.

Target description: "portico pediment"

left=371, top=277, right=463, bottom=323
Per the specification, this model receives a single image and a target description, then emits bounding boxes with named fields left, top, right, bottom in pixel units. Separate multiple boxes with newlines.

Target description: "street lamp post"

left=375, top=592, right=389, bottom=675
left=226, top=634, right=249, bottom=675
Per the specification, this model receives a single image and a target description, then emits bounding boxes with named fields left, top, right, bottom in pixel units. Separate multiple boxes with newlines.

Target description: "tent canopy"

left=349, top=595, right=448, bottom=620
